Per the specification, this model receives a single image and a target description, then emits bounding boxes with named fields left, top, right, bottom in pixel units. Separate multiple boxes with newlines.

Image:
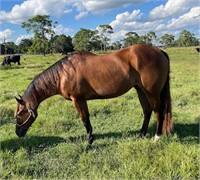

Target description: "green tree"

left=73, top=28, right=96, bottom=51
left=97, top=24, right=113, bottom=51
left=123, top=32, right=139, bottom=47
left=160, top=33, right=175, bottom=47
left=3, top=42, right=17, bottom=54
left=90, top=33, right=102, bottom=51
left=18, top=38, right=33, bottom=53
left=50, top=34, right=73, bottom=53
left=178, top=30, right=198, bottom=47
left=146, top=31, right=157, bottom=45
left=112, top=41, right=122, bottom=50
left=21, top=15, right=57, bottom=55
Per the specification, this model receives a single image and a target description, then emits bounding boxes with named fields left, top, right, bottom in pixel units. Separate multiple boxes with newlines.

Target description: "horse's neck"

left=24, top=80, right=58, bottom=111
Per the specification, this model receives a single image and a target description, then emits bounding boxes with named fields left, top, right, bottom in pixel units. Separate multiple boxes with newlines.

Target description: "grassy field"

left=0, top=47, right=199, bottom=179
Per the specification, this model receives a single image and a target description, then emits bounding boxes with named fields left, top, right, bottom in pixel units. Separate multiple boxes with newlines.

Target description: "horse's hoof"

left=154, top=134, right=161, bottom=142
left=88, top=135, right=94, bottom=145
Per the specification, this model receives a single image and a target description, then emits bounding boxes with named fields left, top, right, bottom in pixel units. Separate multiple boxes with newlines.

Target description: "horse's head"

left=15, top=95, right=37, bottom=137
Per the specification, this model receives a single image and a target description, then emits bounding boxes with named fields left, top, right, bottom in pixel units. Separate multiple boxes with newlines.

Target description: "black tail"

left=161, top=50, right=173, bottom=134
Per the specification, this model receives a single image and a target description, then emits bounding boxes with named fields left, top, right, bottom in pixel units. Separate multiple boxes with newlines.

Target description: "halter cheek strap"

left=16, top=108, right=36, bottom=128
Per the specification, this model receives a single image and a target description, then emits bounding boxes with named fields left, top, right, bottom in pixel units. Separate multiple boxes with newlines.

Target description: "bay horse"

left=15, top=44, right=173, bottom=145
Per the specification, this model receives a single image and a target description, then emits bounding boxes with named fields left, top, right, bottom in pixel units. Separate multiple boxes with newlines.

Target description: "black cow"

left=196, top=48, right=200, bottom=53
left=2, top=55, right=21, bottom=66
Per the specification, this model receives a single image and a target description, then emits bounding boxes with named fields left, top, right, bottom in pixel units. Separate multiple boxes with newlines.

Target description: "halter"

left=16, top=108, right=36, bottom=128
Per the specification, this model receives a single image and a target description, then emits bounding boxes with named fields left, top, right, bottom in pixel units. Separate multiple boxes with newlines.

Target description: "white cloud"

left=0, top=29, right=14, bottom=43
left=109, top=0, right=200, bottom=42
left=54, top=24, right=73, bottom=35
left=149, top=0, right=199, bottom=20
left=167, top=7, right=200, bottom=30
left=75, top=11, right=88, bottom=20
left=0, top=0, right=76, bottom=24
left=15, top=34, right=34, bottom=45
left=0, top=0, right=148, bottom=24
left=64, top=9, right=73, bottom=14
left=110, top=10, right=143, bottom=31
left=82, top=0, right=147, bottom=14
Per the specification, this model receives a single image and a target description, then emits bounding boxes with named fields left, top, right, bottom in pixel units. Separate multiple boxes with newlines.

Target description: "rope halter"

left=16, top=108, right=36, bottom=129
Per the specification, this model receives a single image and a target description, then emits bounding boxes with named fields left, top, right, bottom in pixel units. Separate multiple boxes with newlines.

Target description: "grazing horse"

left=15, top=44, right=173, bottom=145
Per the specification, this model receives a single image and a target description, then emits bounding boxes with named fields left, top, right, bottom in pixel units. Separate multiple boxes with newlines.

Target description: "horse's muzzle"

left=16, top=127, right=28, bottom=137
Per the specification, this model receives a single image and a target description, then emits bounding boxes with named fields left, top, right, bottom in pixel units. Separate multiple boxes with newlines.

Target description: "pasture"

left=0, top=47, right=199, bottom=179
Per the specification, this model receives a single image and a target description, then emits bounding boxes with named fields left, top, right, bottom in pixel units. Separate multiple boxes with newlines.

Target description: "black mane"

left=23, top=52, right=94, bottom=102
left=23, top=57, right=67, bottom=101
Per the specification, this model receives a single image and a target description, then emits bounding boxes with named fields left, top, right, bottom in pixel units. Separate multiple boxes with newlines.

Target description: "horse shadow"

left=67, top=120, right=199, bottom=145
left=1, top=136, right=65, bottom=152
left=1, top=120, right=198, bottom=152
left=173, top=122, right=199, bottom=143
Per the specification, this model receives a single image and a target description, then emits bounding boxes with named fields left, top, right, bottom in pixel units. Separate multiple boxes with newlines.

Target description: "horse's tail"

left=161, top=50, right=173, bottom=134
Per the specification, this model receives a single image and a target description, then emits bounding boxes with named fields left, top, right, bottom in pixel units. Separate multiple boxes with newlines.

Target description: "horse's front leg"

left=72, top=97, right=94, bottom=146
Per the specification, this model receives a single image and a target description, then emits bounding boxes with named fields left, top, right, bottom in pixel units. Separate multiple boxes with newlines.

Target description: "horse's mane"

left=23, top=52, right=95, bottom=100
left=68, top=51, right=95, bottom=60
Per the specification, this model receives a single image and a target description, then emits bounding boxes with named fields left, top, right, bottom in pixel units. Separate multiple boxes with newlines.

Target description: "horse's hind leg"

left=72, top=98, right=94, bottom=145
left=135, top=87, right=152, bottom=138
left=148, top=95, right=165, bottom=140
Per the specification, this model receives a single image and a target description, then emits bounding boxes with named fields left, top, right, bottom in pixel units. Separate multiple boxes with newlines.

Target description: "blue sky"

left=0, top=0, right=199, bottom=44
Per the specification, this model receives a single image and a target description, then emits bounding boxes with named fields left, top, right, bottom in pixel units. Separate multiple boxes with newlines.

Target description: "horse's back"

left=59, top=44, right=169, bottom=100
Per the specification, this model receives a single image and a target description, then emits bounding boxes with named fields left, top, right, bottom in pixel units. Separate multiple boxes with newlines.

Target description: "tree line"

left=0, top=15, right=199, bottom=55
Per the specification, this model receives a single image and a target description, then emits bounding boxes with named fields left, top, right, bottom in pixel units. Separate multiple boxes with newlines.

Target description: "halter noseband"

left=16, top=108, right=35, bottom=128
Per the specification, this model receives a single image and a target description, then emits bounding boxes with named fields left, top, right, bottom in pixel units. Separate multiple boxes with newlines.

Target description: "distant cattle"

left=195, top=48, right=200, bottom=53
left=2, top=55, right=21, bottom=66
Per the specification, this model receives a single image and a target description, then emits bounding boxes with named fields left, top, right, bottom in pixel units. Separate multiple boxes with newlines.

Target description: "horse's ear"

left=15, top=96, right=25, bottom=105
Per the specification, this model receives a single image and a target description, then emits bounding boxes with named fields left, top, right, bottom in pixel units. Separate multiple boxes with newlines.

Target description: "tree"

left=90, top=33, right=102, bottom=51
left=123, top=32, right=139, bottom=47
left=21, top=15, right=57, bottom=55
left=18, top=38, right=33, bottom=53
left=50, top=34, right=73, bottom=53
left=97, top=24, right=113, bottom=51
left=177, top=30, right=199, bottom=47
left=112, top=41, right=122, bottom=50
left=73, top=28, right=96, bottom=51
left=146, top=31, right=157, bottom=45
left=160, top=33, right=175, bottom=47
left=0, top=43, right=16, bottom=54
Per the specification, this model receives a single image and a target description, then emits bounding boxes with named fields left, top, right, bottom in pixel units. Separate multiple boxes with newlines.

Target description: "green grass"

left=0, top=47, right=199, bottom=179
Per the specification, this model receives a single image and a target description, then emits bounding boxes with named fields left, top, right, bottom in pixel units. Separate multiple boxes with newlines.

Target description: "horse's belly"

left=91, top=78, right=134, bottom=98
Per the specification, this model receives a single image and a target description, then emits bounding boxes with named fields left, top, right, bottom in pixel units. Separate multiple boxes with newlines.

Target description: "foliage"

left=21, top=15, right=57, bottom=55
left=112, top=41, right=122, bottom=50
left=177, top=30, right=199, bottom=47
left=146, top=31, right=157, bottom=45
left=0, top=47, right=199, bottom=179
left=18, top=39, right=33, bottom=53
left=50, top=34, right=73, bottom=53
left=123, top=32, right=140, bottom=47
left=0, top=42, right=17, bottom=54
left=1, top=14, right=199, bottom=54
left=73, top=28, right=97, bottom=51
left=97, top=24, right=114, bottom=51
left=160, top=33, right=175, bottom=47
